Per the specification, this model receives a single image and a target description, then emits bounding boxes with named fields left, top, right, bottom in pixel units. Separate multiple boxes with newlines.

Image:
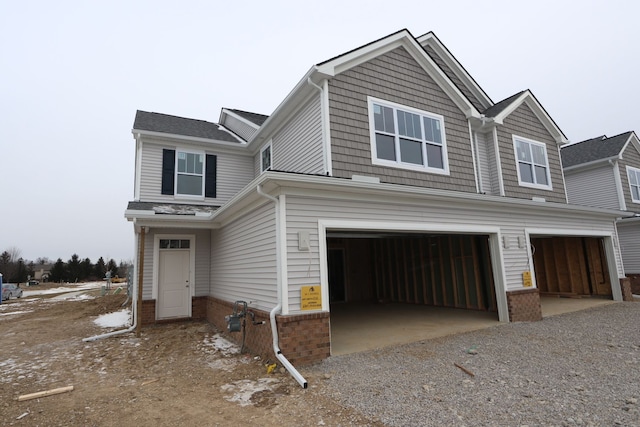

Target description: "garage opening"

left=327, top=232, right=500, bottom=355
left=531, top=236, right=612, bottom=298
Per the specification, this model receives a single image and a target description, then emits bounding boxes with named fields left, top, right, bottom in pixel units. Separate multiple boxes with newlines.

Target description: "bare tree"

left=6, top=246, right=22, bottom=262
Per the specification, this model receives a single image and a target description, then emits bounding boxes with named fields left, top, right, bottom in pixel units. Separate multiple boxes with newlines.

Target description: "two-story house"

left=562, top=131, right=640, bottom=294
left=125, top=29, right=633, bottom=372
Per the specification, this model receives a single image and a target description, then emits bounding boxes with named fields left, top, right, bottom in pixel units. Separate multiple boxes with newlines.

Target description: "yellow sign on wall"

left=523, top=271, right=533, bottom=287
left=301, top=286, right=322, bottom=310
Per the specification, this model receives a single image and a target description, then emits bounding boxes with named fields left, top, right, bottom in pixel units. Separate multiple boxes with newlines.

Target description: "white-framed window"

left=260, top=142, right=272, bottom=173
left=368, top=97, right=449, bottom=174
left=513, top=136, right=552, bottom=190
left=627, top=166, right=640, bottom=203
left=176, top=150, right=205, bottom=196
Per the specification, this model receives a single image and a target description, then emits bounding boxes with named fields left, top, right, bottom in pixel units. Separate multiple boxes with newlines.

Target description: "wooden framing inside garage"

left=327, top=234, right=498, bottom=313
left=531, top=236, right=612, bottom=298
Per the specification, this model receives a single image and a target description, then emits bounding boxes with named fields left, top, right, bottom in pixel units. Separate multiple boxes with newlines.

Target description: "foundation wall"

left=206, top=297, right=330, bottom=365
left=626, top=274, right=640, bottom=296
left=506, top=288, right=542, bottom=322
left=620, top=278, right=634, bottom=302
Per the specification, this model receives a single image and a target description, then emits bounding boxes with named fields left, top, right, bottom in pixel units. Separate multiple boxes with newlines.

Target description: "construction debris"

left=454, top=363, right=475, bottom=377
left=18, top=385, right=74, bottom=401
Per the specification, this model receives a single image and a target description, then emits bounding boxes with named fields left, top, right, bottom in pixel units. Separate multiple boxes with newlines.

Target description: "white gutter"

left=256, top=184, right=308, bottom=389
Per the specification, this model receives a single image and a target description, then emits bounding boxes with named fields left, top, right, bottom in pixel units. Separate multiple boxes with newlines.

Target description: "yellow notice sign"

left=301, top=286, right=322, bottom=310
left=523, top=271, right=533, bottom=287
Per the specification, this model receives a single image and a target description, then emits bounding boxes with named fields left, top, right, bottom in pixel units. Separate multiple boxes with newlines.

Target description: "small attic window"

left=261, top=142, right=272, bottom=173
left=627, top=166, right=640, bottom=203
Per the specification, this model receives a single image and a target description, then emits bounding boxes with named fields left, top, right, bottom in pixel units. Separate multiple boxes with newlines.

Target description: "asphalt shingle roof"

left=561, top=132, right=632, bottom=168
left=133, top=110, right=240, bottom=142
left=482, top=91, right=525, bottom=118
left=227, top=109, right=269, bottom=126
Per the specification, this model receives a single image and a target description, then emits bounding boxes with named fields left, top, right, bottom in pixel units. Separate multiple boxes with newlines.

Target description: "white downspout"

left=83, top=226, right=140, bottom=342
left=257, top=184, right=308, bottom=389
left=308, top=78, right=332, bottom=176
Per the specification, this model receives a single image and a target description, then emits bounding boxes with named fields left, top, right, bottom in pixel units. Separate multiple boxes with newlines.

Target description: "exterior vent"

left=351, top=175, right=380, bottom=184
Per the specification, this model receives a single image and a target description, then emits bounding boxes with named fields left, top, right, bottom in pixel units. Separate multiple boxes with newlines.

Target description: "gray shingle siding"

left=328, top=46, right=476, bottom=193
left=497, top=103, right=567, bottom=203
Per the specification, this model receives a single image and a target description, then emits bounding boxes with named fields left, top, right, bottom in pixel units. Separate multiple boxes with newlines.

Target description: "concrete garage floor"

left=330, top=297, right=616, bottom=356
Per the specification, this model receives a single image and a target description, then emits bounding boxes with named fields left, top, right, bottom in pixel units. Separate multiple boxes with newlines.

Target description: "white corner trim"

left=469, top=122, right=480, bottom=193
left=492, top=127, right=505, bottom=196
left=322, top=79, right=332, bottom=175
left=614, top=163, right=627, bottom=210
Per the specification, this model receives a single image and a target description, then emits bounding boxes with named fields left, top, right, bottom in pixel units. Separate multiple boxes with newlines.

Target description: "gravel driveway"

left=309, top=301, right=640, bottom=426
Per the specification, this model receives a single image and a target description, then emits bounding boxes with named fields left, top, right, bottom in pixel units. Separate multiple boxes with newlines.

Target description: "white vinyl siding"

left=271, top=94, right=324, bottom=175
left=564, top=166, right=620, bottom=210
left=223, top=114, right=257, bottom=142
left=475, top=131, right=499, bottom=195
left=210, top=203, right=278, bottom=312
left=617, top=221, right=640, bottom=274
left=284, top=194, right=622, bottom=311
left=139, top=140, right=254, bottom=205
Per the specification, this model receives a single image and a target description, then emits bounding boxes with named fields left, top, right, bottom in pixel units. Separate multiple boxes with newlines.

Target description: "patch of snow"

left=201, top=333, right=240, bottom=356
left=94, top=309, right=131, bottom=328
left=0, top=310, right=33, bottom=317
left=208, top=358, right=239, bottom=372
left=22, top=281, right=104, bottom=297
left=51, top=291, right=95, bottom=301
left=221, top=378, right=280, bottom=406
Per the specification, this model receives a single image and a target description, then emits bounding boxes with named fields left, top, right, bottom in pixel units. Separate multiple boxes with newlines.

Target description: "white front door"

left=158, top=249, right=191, bottom=319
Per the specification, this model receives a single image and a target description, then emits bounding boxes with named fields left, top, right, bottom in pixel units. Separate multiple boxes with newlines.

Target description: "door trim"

left=152, top=234, right=196, bottom=318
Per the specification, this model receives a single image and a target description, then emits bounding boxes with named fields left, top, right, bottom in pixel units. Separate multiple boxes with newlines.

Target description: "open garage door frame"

left=525, top=228, right=622, bottom=301
left=318, top=220, right=510, bottom=322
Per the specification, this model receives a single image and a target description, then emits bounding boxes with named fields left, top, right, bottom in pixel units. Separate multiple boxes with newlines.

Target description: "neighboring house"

left=562, top=131, right=640, bottom=293
left=33, top=264, right=52, bottom=282
left=125, top=29, right=633, bottom=367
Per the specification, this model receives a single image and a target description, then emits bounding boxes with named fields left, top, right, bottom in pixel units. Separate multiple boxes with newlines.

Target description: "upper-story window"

left=177, top=151, right=204, bottom=196
left=260, top=142, right=272, bottom=173
left=368, top=97, right=449, bottom=174
left=161, top=148, right=217, bottom=199
left=513, top=136, right=552, bottom=190
left=627, top=166, right=640, bottom=203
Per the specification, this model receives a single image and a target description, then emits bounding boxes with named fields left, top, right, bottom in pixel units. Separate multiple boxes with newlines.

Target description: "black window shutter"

left=161, top=149, right=175, bottom=195
left=205, top=154, right=217, bottom=198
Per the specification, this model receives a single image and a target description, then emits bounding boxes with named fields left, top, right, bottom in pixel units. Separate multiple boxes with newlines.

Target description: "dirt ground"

left=0, top=283, right=382, bottom=426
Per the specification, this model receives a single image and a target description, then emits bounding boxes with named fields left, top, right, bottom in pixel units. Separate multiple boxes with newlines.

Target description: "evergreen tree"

left=67, top=254, right=81, bottom=282
left=94, top=257, right=106, bottom=279
left=50, top=258, right=66, bottom=282
left=12, top=258, right=28, bottom=282
left=106, top=259, right=118, bottom=277
left=80, top=258, right=93, bottom=281
left=0, top=251, right=11, bottom=279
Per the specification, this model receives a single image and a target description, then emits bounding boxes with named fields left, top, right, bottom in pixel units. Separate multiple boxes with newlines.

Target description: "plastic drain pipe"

left=257, top=184, right=308, bottom=389
left=83, top=229, right=141, bottom=342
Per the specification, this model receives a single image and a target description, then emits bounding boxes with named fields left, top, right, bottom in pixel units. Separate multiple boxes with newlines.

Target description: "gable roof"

left=227, top=109, right=269, bottom=126
left=133, top=110, right=240, bottom=143
left=561, top=131, right=635, bottom=168
left=481, top=90, right=568, bottom=144
left=315, top=28, right=481, bottom=120
left=482, top=91, right=526, bottom=118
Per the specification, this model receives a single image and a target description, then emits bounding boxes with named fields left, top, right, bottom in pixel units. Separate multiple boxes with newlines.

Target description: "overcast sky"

left=2, top=0, right=639, bottom=263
